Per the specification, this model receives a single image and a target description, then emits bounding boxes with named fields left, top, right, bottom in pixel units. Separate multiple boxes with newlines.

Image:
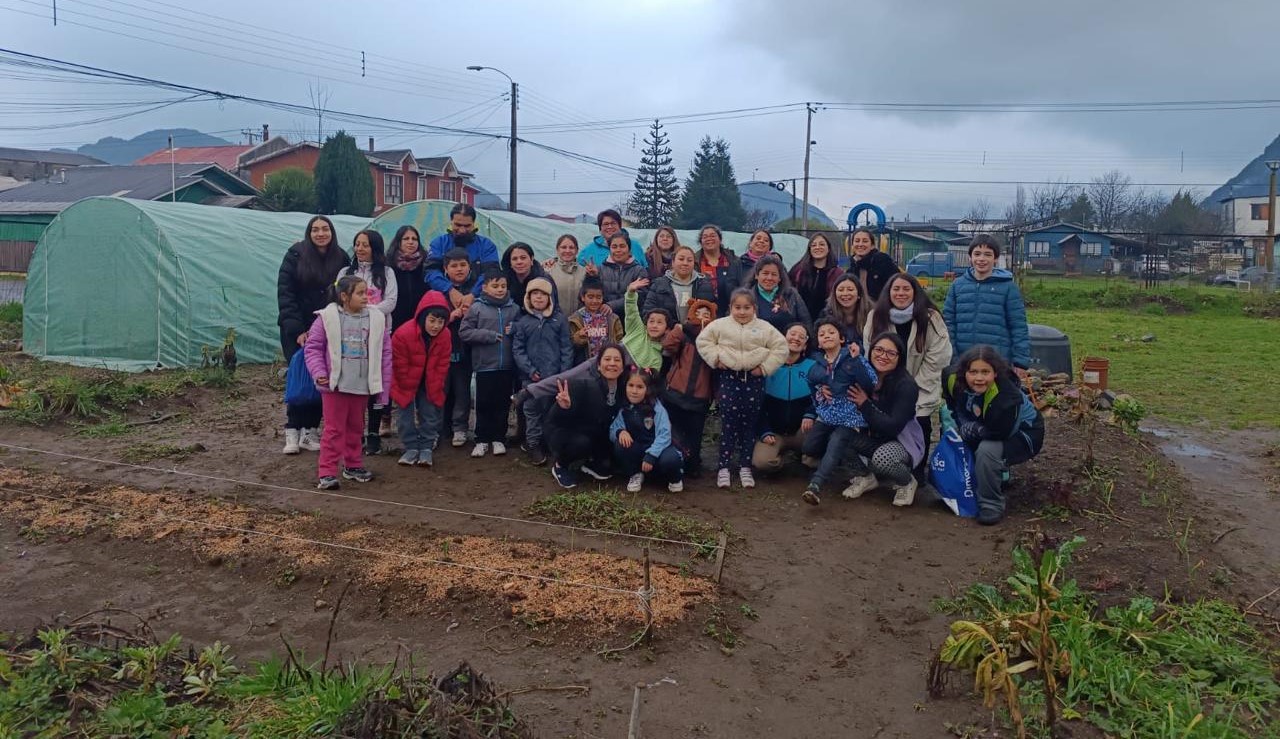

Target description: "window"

left=1027, top=240, right=1050, bottom=257
left=383, top=173, right=403, bottom=205
left=1252, top=203, right=1271, bottom=221
left=417, top=176, right=427, bottom=200
left=1080, top=242, right=1103, bottom=256
left=440, top=179, right=456, bottom=202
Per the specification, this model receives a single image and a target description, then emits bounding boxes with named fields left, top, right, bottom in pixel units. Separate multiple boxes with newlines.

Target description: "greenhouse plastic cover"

left=23, top=197, right=370, bottom=371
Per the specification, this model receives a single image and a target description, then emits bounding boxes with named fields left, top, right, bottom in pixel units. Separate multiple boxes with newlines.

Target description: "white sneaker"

left=471, top=443, right=489, bottom=458
left=841, top=474, right=878, bottom=500
left=491, top=441, right=507, bottom=456
left=892, top=477, right=919, bottom=507
left=626, top=473, right=644, bottom=493
left=451, top=431, right=468, bottom=447
left=282, top=428, right=300, bottom=455
left=739, top=467, right=755, bottom=489
left=716, top=468, right=731, bottom=488
left=299, top=428, right=321, bottom=452
left=667, top=480, right=684, bottom=493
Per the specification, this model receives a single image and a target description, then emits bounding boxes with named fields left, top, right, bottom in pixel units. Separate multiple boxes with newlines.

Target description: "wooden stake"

left=642, top=546, right=653, bottom=646
left=627, top=684, right=642, bottom=739
left=713, top=531, right=728, bottom=583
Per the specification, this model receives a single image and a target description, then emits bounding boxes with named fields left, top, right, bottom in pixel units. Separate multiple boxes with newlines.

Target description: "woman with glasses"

left=827, top=332, right=926, bottom=508
left=865, top=272, right=951, bottom=483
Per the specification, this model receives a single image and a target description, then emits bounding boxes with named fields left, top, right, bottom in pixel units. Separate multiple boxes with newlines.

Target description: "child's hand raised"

left=626, top=277, right=650, bottom=293
left=618, top=430, right=633, bottom=448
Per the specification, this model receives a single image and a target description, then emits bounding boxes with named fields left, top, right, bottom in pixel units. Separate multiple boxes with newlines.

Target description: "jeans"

left=802, top=421, right=855, bottom=488
left=318, top=391, right=365, bottom=478
left=613, top=443, right=684, bottom=482
left=522, top=395, right=552, bottom=451
left=397, top=389, right=442, bottom=453
left=442, top=360, right=472, bottom=435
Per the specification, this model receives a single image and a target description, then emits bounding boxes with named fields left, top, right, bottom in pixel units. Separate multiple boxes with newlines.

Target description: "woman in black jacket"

left=539, top=344, right=632, bottom=489
left=744, top=254, right=811, bottom=333
left=805, top=331, right=923, bottom=507
left=388, top=225, right=426, bottom=331
left=502, top=241, right=556, bottom=312
left=844, top=228, right=899, bottom=302
left=694, top=224, right=744, bottom=316
left=643, top=245, right=715, bottom=323
left=277, top=215, right=349, bottom=454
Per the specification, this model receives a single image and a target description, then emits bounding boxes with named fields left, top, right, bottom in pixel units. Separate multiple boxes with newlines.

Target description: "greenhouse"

left=22, top=197, right=369, bottom=370
left=368, top=200, right=817, bottom=265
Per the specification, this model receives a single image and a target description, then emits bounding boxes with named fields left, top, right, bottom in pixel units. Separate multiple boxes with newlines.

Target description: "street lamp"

left=466, top=65, right=518, bottom=212
left=1265, top=159, right=1279, bottom=277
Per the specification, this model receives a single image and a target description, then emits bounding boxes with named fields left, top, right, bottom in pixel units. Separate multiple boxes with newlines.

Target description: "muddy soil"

left=1, top=360, right=1275, bottom=737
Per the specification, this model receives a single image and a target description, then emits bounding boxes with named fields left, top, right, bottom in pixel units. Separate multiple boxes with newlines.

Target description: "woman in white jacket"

left=696, top=288, right=789, bottom=489
left=864, top=272, right=951, bottom=483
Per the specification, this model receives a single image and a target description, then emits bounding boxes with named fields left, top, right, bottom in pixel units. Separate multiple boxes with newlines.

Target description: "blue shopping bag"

left=283, top=350, right=320, bottom=406
left=929, top=427, right=978, bottom=518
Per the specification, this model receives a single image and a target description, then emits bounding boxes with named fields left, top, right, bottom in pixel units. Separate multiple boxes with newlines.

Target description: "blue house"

left=1020, top=222, right=1143, bottom=275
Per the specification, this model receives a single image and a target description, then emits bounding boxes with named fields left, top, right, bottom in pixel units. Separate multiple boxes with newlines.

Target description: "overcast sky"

left=3, top=0, right=1279, bottom=222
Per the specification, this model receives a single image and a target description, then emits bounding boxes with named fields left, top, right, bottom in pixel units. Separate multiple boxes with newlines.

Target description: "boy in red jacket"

left=391, top=291, right=453, bottom=467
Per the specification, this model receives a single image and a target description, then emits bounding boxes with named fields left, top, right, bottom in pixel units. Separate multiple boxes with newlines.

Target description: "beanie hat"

left=524, top=276, right=555, bottom=317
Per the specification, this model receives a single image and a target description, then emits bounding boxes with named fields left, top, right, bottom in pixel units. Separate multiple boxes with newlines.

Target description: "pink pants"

left=318, top=391, right=366, bottom=478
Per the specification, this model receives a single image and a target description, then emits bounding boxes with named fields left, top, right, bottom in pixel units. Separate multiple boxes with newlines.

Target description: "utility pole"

left=1266, top=160, right=1279, bottom=278
left=468, top=65, right=518, bottom=212
left=168, top=134, right=175, bottom=203
left=801, top=104, right=816, bottom=233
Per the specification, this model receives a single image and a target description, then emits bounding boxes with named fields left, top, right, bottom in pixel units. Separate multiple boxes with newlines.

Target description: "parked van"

left=904, top=248, right=969, bottom=278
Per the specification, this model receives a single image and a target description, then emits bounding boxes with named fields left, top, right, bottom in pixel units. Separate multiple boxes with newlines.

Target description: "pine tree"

left=627, top=120, right=680, bottom=228
left=314, top=131, right=375, bottom=217
left=677, top=136, right=746, bottom=231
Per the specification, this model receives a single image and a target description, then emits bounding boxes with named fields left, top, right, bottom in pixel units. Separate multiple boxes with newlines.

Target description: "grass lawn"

left=1029, top=309, right=1280, bottom=428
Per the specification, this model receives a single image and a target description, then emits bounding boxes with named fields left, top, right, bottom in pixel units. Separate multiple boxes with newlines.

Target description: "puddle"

left=1140, top=424, right=1222, bottom=459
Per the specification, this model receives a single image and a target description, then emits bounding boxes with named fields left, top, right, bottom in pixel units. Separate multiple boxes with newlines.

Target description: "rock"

left=1095, top=390, right=1117, bottom=410
left=1141, top=334, right=1156, bottom=342
left=314, top=599, right=328, bottom=609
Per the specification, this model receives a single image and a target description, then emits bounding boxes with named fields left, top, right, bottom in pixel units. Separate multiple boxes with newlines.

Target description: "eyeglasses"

left=871, top=347, right=900, bottom=359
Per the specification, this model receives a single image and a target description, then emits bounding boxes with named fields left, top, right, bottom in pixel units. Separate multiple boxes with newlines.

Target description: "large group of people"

left=278, top=205, right=1044, bottom=526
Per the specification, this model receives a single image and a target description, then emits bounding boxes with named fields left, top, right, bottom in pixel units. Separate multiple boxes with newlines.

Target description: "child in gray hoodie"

left=458, top=266, right=516, bottom=457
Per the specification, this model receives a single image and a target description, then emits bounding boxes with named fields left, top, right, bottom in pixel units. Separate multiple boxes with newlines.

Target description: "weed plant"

left=527, top=490, right=724, bottom=558
left=932, top=537, right=1280, bottom=738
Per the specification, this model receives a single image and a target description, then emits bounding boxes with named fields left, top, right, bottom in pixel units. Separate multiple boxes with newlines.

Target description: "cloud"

left=727, top=0, right=1280, bottom=154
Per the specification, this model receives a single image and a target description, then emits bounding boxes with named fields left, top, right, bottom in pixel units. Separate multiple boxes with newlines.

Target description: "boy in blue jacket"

left=512, top=277, right=573, bottom=465
left=458, top=266, right=516, bottom=458
left=943, top=234, right=1031, bottom=372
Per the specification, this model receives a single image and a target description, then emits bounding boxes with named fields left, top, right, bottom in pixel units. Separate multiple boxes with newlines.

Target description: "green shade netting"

left=369, top=200, right=817, bottom=265
left=22, top=197, right=370, bottom=371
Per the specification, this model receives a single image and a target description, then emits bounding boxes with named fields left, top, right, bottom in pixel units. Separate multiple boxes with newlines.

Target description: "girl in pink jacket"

left=303, top=275, right=392, bottom=490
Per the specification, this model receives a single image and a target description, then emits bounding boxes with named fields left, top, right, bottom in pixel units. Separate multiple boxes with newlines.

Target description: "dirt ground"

left=2, top=360, right=1278, bottom=738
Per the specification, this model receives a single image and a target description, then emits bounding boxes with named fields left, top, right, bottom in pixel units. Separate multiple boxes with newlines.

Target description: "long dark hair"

left=792, top=233, right=835, bottom=291
left=954, top=344, right=1013, bottom=387
left=824, top=273, right=869, bottom=331
left=391, top=225, right=422, bottom=257
left=867, top=331, right=911, bottom=396
left=501, top=242, right=537, bottom=275
left=347, top=229, right=387, bottom=293
left=297, top=215, right=348, bottom=288
left=869, top=272, right=938, bottom=353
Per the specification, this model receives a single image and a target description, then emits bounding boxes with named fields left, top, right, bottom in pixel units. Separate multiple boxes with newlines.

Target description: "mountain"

left=53, top=129, right=234, bottom=165
left=738, top=180, right=835, bottom=227
left=1204, top=133, right=1280, bottom=204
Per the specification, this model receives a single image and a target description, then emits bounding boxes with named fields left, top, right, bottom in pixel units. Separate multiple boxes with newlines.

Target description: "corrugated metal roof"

left=0, top=163, right=252, bottom=213
left=134, top=145, right=253, bottom=170
left=0, top=146, right=106, bottom=167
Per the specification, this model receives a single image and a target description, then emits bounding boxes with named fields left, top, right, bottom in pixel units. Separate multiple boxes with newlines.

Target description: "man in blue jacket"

left=424, top=203, right=500, bottom=309
left=577, top=209, right=648, bottom=268
left=943, top=234, right=1031, bottom=373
